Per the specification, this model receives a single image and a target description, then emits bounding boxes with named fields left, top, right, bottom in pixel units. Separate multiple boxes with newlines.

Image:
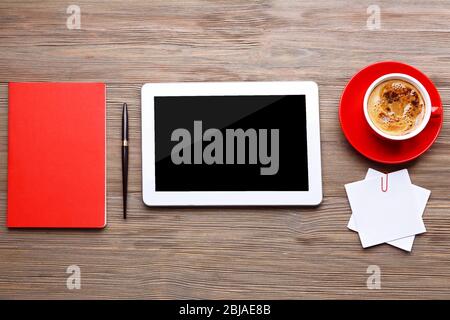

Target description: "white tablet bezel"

left=141, top=81, right=322, bottom=206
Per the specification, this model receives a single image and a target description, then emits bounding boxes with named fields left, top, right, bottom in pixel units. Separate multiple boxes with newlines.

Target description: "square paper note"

left=345, top=170, right=426, bottom=248
left=348, top=169, right=430, bottom=251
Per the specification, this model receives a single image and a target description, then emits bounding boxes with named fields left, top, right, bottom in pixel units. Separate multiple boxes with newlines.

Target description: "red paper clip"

left=381, top=174, right=389, bottom=192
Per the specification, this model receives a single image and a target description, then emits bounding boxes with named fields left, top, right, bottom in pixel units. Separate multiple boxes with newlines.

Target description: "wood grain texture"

left=0, top=0, right=449, bottom=299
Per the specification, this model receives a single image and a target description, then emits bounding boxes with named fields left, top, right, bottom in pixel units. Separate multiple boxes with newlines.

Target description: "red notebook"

left=8, top=83, right=106, bottom=228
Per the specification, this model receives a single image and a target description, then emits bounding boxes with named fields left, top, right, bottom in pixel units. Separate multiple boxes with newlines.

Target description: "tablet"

left=141, top=81, right=322, bottom=206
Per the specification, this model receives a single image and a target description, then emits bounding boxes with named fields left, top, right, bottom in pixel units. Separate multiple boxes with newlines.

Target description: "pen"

left=122, top=103, right=128, bottom=219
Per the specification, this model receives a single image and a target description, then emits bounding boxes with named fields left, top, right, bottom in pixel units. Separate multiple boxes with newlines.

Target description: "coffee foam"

left=367, top=79, right=425, bottom=136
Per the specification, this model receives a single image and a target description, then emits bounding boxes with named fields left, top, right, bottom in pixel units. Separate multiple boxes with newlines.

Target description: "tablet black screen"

left=154, top=95, right=308, bottom=191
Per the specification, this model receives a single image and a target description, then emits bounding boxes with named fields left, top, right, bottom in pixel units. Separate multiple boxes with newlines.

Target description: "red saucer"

left=339, top=61, right=443, bottom=164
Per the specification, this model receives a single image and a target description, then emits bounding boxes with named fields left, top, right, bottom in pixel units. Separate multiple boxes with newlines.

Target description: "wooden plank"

left=0, top=0, right=449, bottom=299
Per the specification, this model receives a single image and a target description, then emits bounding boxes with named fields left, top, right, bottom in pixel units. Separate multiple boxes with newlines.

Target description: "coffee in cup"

left=367, top=79, right=425, bottom=136
left=363, top=73, right=434, bottom=141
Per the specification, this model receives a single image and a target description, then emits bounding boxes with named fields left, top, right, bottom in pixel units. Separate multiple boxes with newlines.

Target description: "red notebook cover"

left=7, top=83, right=106, bottom=228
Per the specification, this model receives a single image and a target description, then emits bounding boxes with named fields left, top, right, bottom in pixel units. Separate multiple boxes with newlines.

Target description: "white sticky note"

left=348, top=169, right=430, bottom=251
left=345, top=170, right=426, bottom=248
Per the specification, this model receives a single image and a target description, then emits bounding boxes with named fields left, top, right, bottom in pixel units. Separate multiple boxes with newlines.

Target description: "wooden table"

left=0, top=0, right=449, bottom=299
